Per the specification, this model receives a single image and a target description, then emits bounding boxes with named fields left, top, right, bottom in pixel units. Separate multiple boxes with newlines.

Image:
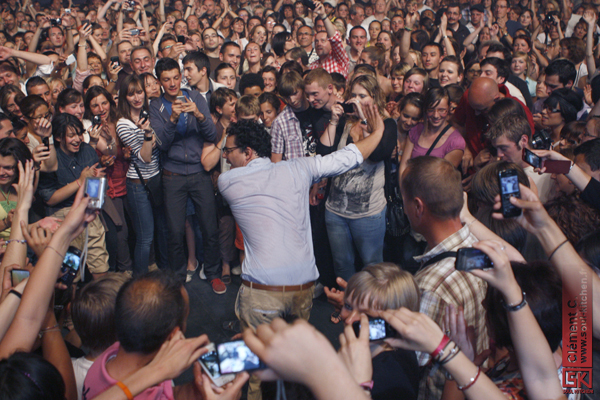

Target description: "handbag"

left=384, top=154, right=410, bottom=237
left=133, top=163, right=164, bottom=207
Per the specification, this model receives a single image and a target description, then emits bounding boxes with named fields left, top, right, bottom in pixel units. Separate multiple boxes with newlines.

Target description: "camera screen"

left=11, top=270, right=29, bottom=285
left=501, top=175, right=519, bottom=195
left=465, top=251, right=489, bottom=270
left=86, top=179, right=100, bottom=198
left=199, top=350, right=221, bottom=378
left=525, top=151, right=542, bottom=168
left=369, top=319, right=387, bottom=340
left=63, top=252, right=81, bottom=272
left=218, top=340, right=261, bottom=374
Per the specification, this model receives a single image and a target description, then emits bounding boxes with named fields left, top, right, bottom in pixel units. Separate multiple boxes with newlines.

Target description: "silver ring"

left=501, top=246, right=506, bottom=251
left=445, top=329, right=451, bottom=336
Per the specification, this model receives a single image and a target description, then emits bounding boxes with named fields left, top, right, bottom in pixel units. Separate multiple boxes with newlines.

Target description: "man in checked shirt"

left=400, top=156, right=489, bottom=400
left=309, top=2, right=349, bottom=79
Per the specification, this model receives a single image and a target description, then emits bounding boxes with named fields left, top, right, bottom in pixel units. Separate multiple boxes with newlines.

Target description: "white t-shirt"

left=72, top=356, right=95, bottom=400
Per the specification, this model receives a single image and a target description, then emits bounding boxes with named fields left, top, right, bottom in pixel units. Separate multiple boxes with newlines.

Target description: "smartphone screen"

left=199, top=348, right=222, bottom=378
left=456, top=248, right=492, bottom=271
left=217, top=340, right=263, bottom=374
left=59, top=247, right=82, bottom=286
left=176, top=95, right=187, bottom=102
left=522, top=148, right=542, bottom=169
left=11, top=269, right=29, bottom=286
left=352, top=318, right=393, bottom=341
left=499, top=170, right=521, bottom=218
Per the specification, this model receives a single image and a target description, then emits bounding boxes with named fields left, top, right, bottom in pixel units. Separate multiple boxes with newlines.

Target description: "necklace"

left=0, top=187, right=11, bottom=202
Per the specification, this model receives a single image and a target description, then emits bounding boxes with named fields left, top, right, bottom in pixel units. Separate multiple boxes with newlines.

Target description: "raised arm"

left=0, top=185, right=98, bottom=359
left=493, top=184, right=600, bottom=339
left=0, top=46, right=53, bottom=66
left=584, top=11, right=597, bottom=77
left=469, top=241, right=565, bottom=400
left=401, top=13, right=418, bottom=67
left=97, top=0, right=115, bottom=21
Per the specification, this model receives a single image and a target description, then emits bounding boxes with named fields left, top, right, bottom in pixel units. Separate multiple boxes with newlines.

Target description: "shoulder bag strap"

left=420, top=251, right=457, bottom=270
left=425, top=124, right=453, bottom=157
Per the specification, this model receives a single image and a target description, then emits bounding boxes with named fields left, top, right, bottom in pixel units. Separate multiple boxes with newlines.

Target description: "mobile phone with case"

left=522, top=148, right=571, bottom=174
left=11, top=269, right=29, bottom=286
left=199, top=343, right=236, bottom=387
left=352, top=317, right=396, bottom=341
left=455, top=248, right=493, bottom=272
left=217, top=339, right=265, bottom=374
left=498, top=169, right=521, bottom=218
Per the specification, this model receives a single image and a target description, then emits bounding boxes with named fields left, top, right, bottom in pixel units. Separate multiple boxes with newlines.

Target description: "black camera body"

left=545, top=11, right=558, bottom=26
left=50, top=18, right=62, bottom=26
left=531, top=130, right=552, bottom=150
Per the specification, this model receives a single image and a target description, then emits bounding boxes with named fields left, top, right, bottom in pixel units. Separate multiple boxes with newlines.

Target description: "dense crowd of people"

left=0, top=0, right=599, bottom=398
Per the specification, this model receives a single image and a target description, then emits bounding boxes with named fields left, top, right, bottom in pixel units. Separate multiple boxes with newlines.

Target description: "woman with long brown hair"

left=317, top=74, right=397, bottom=283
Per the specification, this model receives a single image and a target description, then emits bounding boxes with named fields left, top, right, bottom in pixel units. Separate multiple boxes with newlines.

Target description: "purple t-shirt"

left=408, top=123, right=465, bottom=159
left=82, top=342, right=174, bottom=400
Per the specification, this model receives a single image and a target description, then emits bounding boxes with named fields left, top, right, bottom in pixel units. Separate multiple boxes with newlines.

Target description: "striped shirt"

left=116, top=118, right=160, bottom=180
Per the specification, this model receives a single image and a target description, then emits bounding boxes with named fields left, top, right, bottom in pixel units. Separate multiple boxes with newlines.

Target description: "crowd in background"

left=0, top=0, right=599, bottom=398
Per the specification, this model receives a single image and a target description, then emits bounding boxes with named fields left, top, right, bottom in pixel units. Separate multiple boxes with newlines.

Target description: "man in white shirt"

left=218, top=117, right=384, bottom=331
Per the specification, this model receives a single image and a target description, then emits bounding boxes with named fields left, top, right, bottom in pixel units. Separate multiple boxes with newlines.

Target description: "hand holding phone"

left=522, top=148, right=571, bottom=174
left=217, top=339, right=265, bottom=374
left=455, top=248, right=493, bottom=271
left=58, top=246, right=82, bottom=287
left=199, top=343, right=236, bottom=386
left=11, top=269, right=30, bottom=286
left=352, top=317, right=396, bottom=341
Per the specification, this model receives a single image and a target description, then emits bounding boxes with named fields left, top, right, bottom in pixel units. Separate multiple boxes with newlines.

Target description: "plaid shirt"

left=309, top=31, right=349, bottom=78
left=414, top=225, right=489, bottom=400
left=270, top=106, right=304, bottom=160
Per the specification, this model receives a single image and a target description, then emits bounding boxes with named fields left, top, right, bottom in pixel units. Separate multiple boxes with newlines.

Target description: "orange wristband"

left=116, top=381, right=133, bottom=400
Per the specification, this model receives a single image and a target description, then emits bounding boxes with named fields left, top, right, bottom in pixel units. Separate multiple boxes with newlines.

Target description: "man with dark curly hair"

left=218, top=119, right=385, bottom=330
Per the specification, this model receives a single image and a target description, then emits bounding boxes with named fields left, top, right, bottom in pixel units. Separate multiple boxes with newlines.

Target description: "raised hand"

left=21, top=222, right=53, bottom=258
left=338, top=314, right=372, bottom=384
left=324, top=276, right=347, bottom=311
left=380, top=308, right=444, bottom=354
left=14, top=160, right=35, bottom=214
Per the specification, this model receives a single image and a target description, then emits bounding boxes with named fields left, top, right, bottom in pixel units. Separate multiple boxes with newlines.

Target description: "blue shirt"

left=38, top=143, right=100, bottom=215
left=218, top=144, right=364, bottom=286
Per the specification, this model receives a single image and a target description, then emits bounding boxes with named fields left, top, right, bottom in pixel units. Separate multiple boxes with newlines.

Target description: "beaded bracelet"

left=457, top=367, right=481, bottom=391
left=5, top=239, right=26, bottom=245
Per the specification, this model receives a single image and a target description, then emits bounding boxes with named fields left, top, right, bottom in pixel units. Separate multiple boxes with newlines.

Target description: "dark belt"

left=241, top=279, right=315, bottom=292
left=162, top=169, right=181, bottom=176
left=128, top=178, right=143, bottom=184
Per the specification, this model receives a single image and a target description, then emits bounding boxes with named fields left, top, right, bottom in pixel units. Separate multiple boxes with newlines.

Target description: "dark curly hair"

left=226, top=120, right=271, bottom=158
left=485, top=261, right=562, bottom=353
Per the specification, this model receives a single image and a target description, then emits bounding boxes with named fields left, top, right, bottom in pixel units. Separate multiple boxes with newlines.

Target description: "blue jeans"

left=126, top=179, right=169, bottom=276
left=325, top=207, right=386, bottom=283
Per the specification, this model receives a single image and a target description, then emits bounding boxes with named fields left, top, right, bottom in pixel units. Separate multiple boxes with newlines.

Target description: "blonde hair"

left=345, top=263, right=420, bottom=312
left=236, top=94, right=260, bottom=117
left=346, top=74, right=388, bottom=116
left=512, top=51, right=530, bottom=77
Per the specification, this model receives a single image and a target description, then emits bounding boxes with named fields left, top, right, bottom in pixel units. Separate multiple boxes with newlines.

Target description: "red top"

left=453, top=84, right=535, bottom=156
left=97, top=129, right=128, bottom=198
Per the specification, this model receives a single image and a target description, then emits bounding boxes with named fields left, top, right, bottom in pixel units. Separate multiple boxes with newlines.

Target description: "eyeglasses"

left=223, top=146, right=240, bottom=155
left=543, top=106, right=561, bottom=113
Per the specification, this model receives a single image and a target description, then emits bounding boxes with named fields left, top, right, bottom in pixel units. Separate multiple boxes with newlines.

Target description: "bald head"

left=468, top=77, right=501, bottom=115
